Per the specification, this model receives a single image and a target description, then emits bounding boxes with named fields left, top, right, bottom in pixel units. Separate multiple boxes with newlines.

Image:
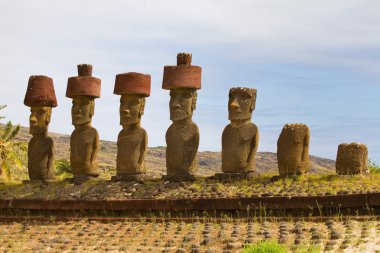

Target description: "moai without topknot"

left=336, top=142, right=368, bottom=175
left=66, top=64, right=101, bottom=180
left=277, top=123, right=310, bottom=177
left=162, top=53, right=201, bottom=181
left=216, top=87, right=259, bottom=179
left=112, top=72, right=151, bottom=182
left=24, top=75, right=57, bottom=181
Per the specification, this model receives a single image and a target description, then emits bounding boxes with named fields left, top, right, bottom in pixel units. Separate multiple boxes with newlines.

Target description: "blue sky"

left=0, top=0, right=379, bottom=162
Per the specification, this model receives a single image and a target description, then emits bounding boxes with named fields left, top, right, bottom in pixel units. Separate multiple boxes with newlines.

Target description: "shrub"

left=368, top=159, right=380, bottom=174
left=243, top=241, right=288, bottom=253
left=0, top=105, right=23, bottom=180
left=54, top=159, right=72, bottom=180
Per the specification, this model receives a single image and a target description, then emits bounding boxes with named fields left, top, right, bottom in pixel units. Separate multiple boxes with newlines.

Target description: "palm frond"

left=8, top=124, right=20, bottom=141
left=1, top=121, right=12, bottom=140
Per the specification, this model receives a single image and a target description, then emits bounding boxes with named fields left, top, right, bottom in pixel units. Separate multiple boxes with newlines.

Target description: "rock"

left=226, top=242, right=243, bottom=250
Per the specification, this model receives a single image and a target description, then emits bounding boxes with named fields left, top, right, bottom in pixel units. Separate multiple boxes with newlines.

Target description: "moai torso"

left=28, top=136, right=54, bottom=180
left=166, top=121, right=199, bottom=176
left=336, top=143, right=368, bottom=175
left=277, top=123, right=310, bottom=176
left=222, top=122, right=258, bottom=173
left=117, top=127, right=147, bottom=175
left=70, top=125, right=99, bottom=176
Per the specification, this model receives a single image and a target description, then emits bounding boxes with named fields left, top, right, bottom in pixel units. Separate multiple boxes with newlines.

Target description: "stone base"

left=163, top=173, right=196, bottom=182
left=213, top=171, right=259, bottom=180
left=111, top=174, right=149, bottom=183
left=66, top=176, right=99, bottom=185
left=22, top=179, right=55, bottom=185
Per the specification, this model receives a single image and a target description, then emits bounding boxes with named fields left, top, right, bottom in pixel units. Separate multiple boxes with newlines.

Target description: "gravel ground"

left=0, top=219, right=378, bottom=252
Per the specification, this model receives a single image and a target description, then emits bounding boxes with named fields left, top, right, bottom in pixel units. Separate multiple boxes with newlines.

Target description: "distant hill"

left=12, top=124, right=335, bottom=178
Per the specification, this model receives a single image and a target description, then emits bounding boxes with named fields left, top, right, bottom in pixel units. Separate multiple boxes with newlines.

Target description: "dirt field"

left=0, top=219, right=378, bottom=252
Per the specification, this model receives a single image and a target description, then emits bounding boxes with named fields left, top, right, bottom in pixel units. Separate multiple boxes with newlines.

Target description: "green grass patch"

left=243, top=241, right=288, bottom=253
left=243, top=241, right=321, bottom=253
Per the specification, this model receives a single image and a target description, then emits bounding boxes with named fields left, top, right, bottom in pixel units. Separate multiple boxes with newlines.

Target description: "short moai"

left=66, top=64, right=101, bottom=180
left=162, top=53, right=201, bottom=181
left=336, top=143, right=368, bottom=175
left=277, top=123, right=310, bottom=177
left=24, top=75, right=57, bottom=181
left=216, top=87, right=259, bottom=179
left=112, top=72, right=151, bottom=182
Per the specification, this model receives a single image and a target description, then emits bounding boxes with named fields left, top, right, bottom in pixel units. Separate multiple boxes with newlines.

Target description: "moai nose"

left=30, top=116, right=37, bottom=124
left=230, top=99, right=240, bottom=109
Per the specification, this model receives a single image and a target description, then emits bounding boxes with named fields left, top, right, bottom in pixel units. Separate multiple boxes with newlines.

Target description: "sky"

left=0, top=0, right=379, bottom=163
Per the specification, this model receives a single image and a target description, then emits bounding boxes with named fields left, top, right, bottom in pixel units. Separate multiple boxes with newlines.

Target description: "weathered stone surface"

left=336, top=142, right=368, bottom=175
left=114, top=72, right=151, bottom=97
left=277, top=123, right=310, bottom=177
left=67, top=65, right=100, bottom=178
left=24, top=75, right=57, bottom=107
left=221, top=87, right=259, bottom=174
left=163, top=53, right=201, bottom=180
left=162, top=53, right=201, bottom=90
left=24, top=75, right=57, bottom=181
left=66, top=64, right=101, bottom=98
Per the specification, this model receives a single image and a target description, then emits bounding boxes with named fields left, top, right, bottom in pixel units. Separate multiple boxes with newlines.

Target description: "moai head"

left=169, top=88, right=197, bottom=121
left=228, top=87, right=257, bottom=121
left=336, top=143, right=368, bottom=175
left=114, top=72, right=151, bottom=126
left=162, top=53, right=201, bottom=122
left=66, top=64, right=100, bottom=126
left=277, top=123, right=310, bottom=176
left=24, top=75, right=57, bottom=135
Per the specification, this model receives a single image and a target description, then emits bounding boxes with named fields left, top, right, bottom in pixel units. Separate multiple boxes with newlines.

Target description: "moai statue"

left=24, top=75, right=57, bottom=181
left=336, top=142, right=368, bottom=175
left=66, top=64, right=101, bottom=181
left=277, top=123, right=310, bottom=177
left=111, top=72, right=151, bottom=182
left=216, top=87, right=259, bottom=179
left=162, top=53, right=201, bottom=181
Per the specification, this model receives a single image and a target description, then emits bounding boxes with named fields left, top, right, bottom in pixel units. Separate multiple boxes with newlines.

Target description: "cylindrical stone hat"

left=24, top=75, right=57, bottom=107
left=66, top=64, right=101, bottom=98
left=114, top=72, right=151, bottom=97
left=162, top=52, right=202, bottom=90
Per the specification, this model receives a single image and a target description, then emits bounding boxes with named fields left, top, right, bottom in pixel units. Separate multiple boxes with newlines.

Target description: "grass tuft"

left=243, top=240, right=288, bottom=253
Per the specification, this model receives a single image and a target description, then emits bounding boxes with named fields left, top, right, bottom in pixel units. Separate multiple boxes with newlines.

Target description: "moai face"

left=228, top=88, right=256, bottom=121
left=29, top=106, right=51, bottom=135
left=120, top=94, right=145, bottom=126
left=169, top=88, right=197, bottom=121
left=71, top=96, right=94, bottom=126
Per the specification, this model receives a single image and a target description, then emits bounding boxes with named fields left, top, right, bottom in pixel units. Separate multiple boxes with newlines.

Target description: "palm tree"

left=0, top=105, right=23, bottom=179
